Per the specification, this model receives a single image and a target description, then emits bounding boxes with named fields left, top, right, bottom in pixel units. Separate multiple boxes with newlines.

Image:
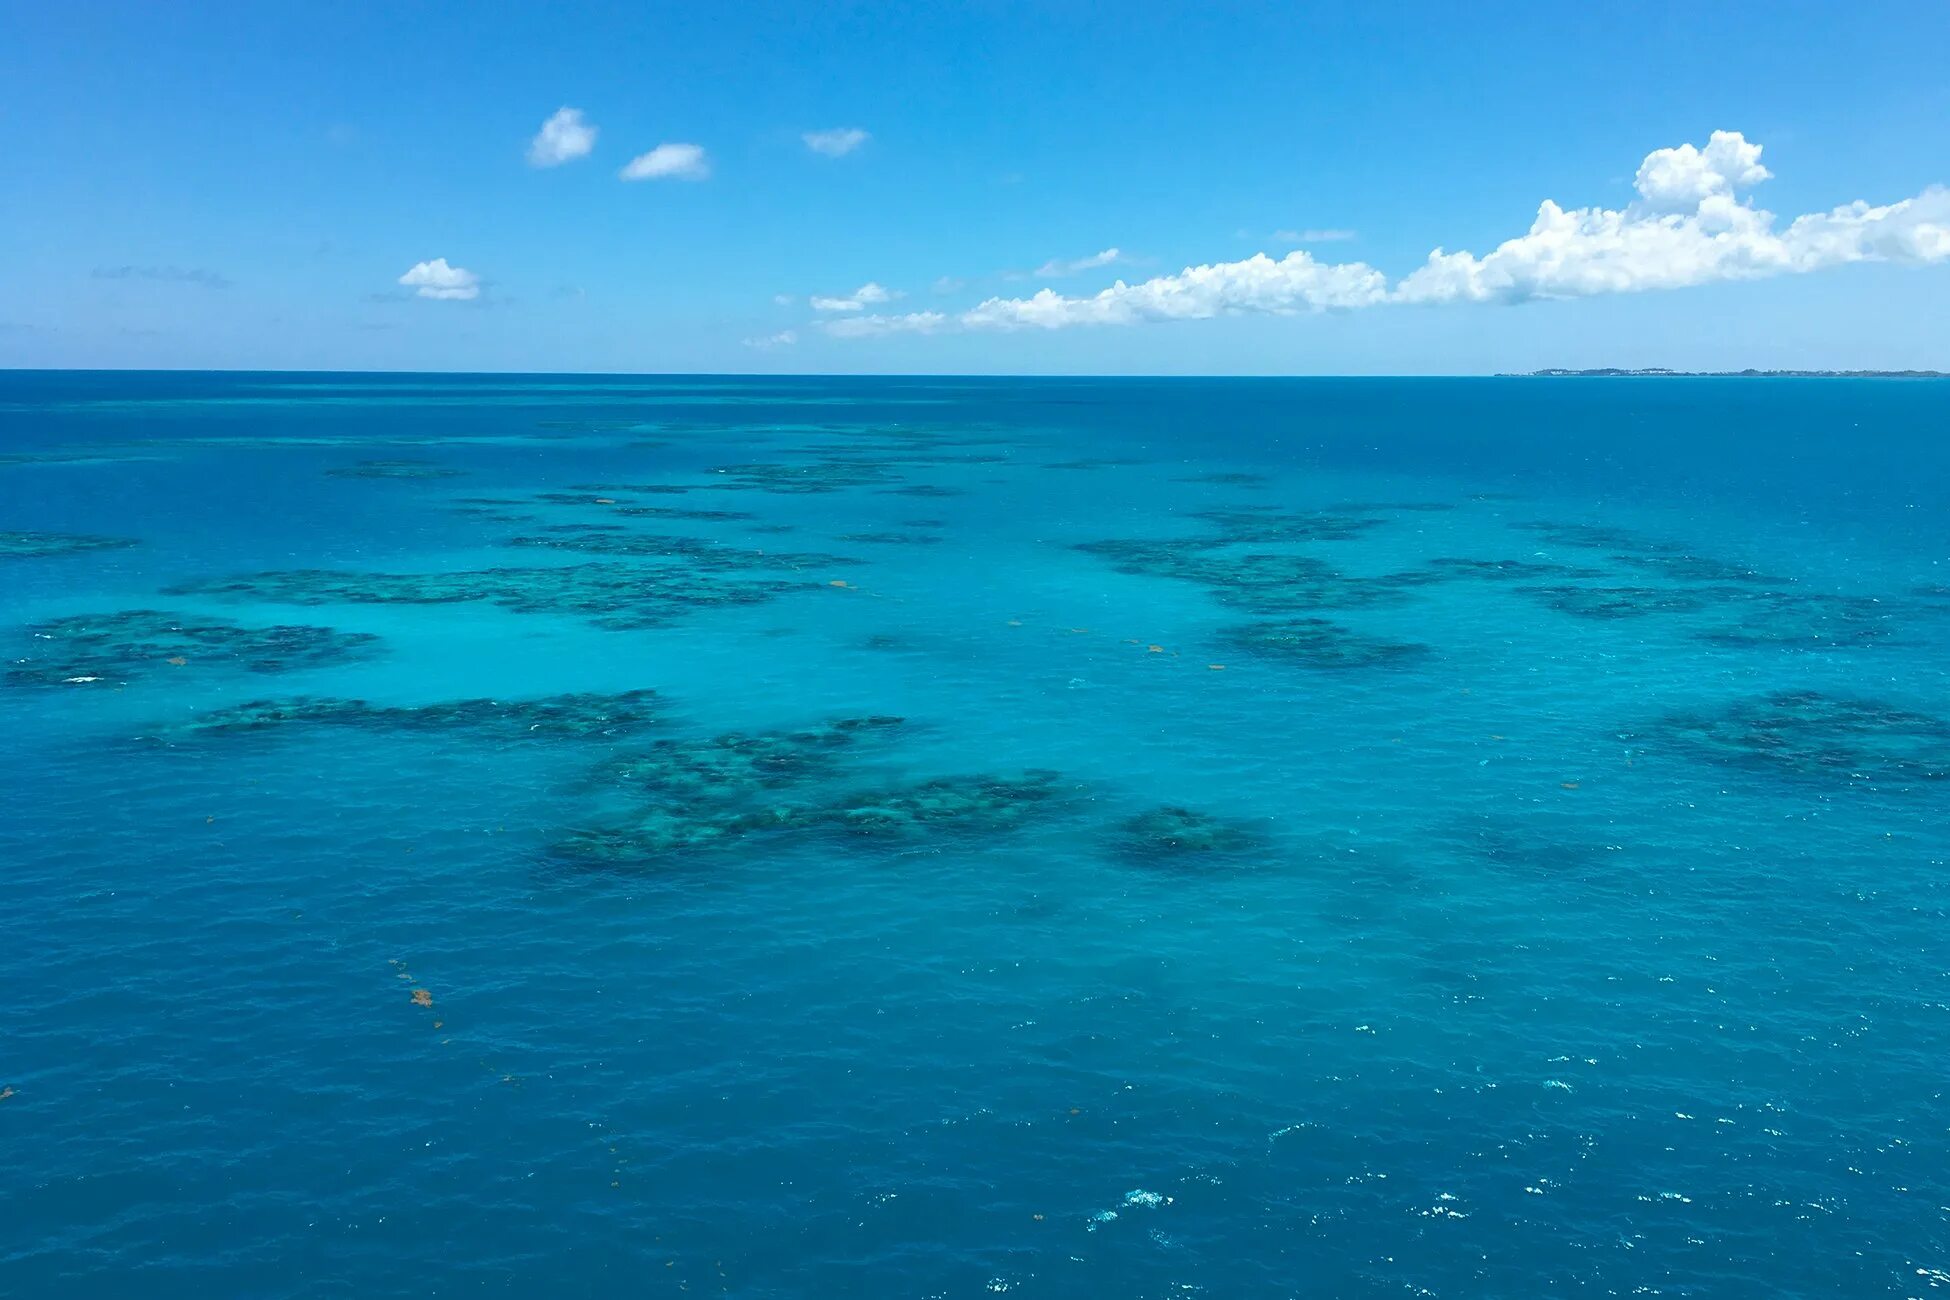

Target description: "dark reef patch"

left=160, top=689, right=663, bottom=740
left=1176, top=472, right=1272, bottom=488
left=167, top=560, right=821, bottom=632
left=1186, top=508, right=1387, bottom=544
left=1424, top=557, right=1607, bottom=582
left=324, top=458, right=467, bottom=480
left=559, top=717, right=1076, bottom=864
left=1220, top=617, right=1431, bottom=669
left=500, top=526, right=861, bottom=571
left=1112, top=805, right=1266, bottom=866
left=1041, top=457, right=1148, bottom=471
left=704, top=460, right=902, bottom=494
left=836, top=532, right=944, bottom=546
left=1515, top=585, right=1726, bottom=620
left=0, top=530, right=140, bottom=560
left=1639, top=689, right=1950, bottom=785
left=8, top=610, right=381, bottom=687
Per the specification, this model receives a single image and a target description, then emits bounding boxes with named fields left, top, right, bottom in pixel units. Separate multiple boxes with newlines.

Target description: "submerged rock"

left=8, top=609, right=381, bottom=687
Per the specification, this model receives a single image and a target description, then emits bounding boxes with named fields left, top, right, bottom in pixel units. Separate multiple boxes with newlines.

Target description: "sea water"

left=2, top=372, right=1947, bottom=1298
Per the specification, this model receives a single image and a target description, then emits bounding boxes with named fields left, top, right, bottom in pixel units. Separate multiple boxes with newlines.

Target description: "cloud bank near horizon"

left=820, top=132, right=1949, bottom=338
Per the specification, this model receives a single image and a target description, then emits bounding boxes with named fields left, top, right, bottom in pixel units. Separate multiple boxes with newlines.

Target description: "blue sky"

left=3, top=1, right=1946, bottom=374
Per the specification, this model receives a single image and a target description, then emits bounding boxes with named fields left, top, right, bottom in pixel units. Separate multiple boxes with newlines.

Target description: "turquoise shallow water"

left=3, top=372, right=1949, bottom=1298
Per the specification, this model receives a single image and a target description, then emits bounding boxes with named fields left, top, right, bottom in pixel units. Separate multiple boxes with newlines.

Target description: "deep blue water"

left=3, top=372, right=1948, bottom=1298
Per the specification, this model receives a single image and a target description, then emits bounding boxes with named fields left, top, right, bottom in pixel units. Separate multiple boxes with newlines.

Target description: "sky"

left=2, top=1, right=1947, bottom=375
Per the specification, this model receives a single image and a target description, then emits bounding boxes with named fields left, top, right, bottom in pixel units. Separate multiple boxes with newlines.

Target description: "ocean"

left=2, top=371, right=1947, bottom=1298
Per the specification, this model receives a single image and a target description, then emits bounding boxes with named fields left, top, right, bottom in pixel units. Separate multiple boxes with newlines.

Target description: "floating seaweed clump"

left=1642, top=690, right=1950, bottom=785
left=167, top=561, right=818, bottom=632
left=561, top=718, right=1075, bottom=864
left=0, top=530, right=140, bottom=560
left=163, top=689, right=662, bottom=740
left=1220, top=617, right=1430, bottom=669
left=1112, top=805, right=1266, bottom=866
left=8, top=609, right=381, bottom=687
left=324, top=458, right=467, bottom=480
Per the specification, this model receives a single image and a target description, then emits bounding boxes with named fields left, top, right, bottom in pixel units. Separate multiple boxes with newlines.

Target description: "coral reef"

left=0, top=530, right=140, bottom=560
left=324, top=458, right=467, bottom=480
left=1220, top=616, right=1430, bottom=669
left=560, top=718, right=1075, bottom=864
left=8, top=610, right=380, bottom=687
left=165, top=513, right=858, bottom=632
left=161, top=689, right=662, bottom=740
left=1112, top=805, right=1266, bottom=865
left=1642, top=689, right=1950, bottom=785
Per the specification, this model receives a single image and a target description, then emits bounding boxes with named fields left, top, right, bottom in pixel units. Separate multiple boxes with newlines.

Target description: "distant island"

left=1509, top=367, right=1946, bottom=378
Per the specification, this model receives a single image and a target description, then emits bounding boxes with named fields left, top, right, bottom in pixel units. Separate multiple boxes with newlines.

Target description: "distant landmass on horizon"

left=1510, top=367, right=1947, bottom=378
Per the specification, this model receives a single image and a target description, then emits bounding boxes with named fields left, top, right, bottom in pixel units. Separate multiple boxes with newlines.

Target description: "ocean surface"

left=2, top=372, right=1948, bottom=1299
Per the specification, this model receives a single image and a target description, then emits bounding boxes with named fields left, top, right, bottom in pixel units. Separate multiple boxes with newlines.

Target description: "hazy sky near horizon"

left=3, top=1, right=1947, bottom=374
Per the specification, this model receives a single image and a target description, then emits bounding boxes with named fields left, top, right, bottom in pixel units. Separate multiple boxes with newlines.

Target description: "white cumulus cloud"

left=620, top=142, right=709, bottom=181
left=962, top=251, right=1389, bottom=330
left=809, top=282, right=901, bottom=313
left=1033, top=248, right=1125, bottom=277
left=397, top=258, right=480, bottom=301
left=1393, top=130, right=1948, bottom=304
left=824, top=131, right=1947, bottom=338
left=527, top=107, right=597, bottom=167
left=804, top=127, right=869, bottom=157
left=743, top=329, right=798, bottom=349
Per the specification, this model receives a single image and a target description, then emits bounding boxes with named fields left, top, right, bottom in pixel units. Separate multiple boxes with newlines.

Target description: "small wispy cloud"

left=821, top=311, right=946, bottom=339
left=743, top=329, right=798, bottom=349
left=931, top=276, right=966, bottom=294
left=527, top=107, right=597, bottom=167
left=92, top=265, right=231, bottom=289
left=397, top=258, right=480, bottom=301
left=620, top=142, right=710, bottom=181
left=803, top=127, right=870, bottom=158
left=809, top=282, right=901, bottom=313
left=1272, top=228, right=1357, bottom=244
left=1034, top=248, right=1124, bottom=278
left=772, top=293, right=796, bottom=306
